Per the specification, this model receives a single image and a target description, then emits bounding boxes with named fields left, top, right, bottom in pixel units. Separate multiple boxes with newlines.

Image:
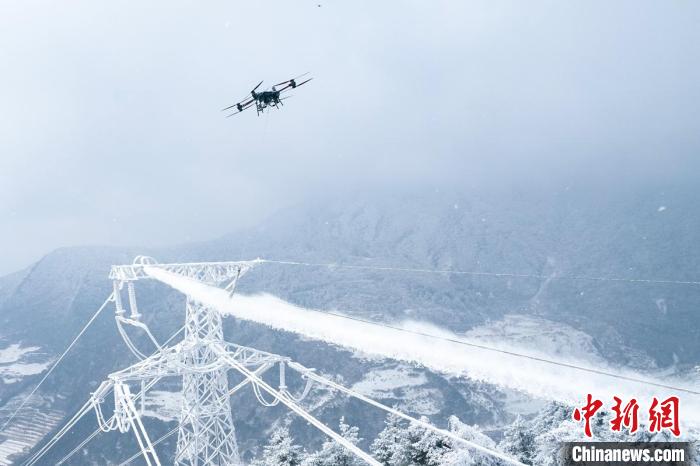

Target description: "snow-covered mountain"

left=0, top=186, right=698, bottom=464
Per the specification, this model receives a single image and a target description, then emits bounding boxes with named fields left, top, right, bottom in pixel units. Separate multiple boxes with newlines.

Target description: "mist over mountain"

left=1, top=184, right=698, bottom=464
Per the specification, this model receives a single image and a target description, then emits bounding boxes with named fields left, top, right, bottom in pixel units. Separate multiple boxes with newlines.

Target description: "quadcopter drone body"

left=223, top=74, right=313, bottom=117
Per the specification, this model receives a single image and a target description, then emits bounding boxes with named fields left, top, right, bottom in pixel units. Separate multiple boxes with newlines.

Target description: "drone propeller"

left=278, top=77, right=313, bottom=94
left=225, top=108, right=247, bottom=118
left=294, top=77, right=313, bottom=88
left=225, top=99, right=255, bottom=117
left=222, top=80, right=264, bottom=111
left=274, top=72, right=310, bottom=87
left=222, top=75, right=310, bottom=117
left=221, top=98, right=254, bottom=112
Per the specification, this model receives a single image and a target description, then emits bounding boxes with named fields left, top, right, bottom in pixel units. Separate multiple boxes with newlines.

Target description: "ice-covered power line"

left=54, top=327, right=186, bottom=466
left=145, top=266, right=700, bottom=428
left=29, top=257, right=525, bottom=466
left=1, top=293, right=114, bottom=435
left=261, top=259, right=700, bottom=286
left=29, top=324, right=187, bottom=466
left=120, top=258, right=529, bottom=465
left=286, top=361, right=527, bottom=466
left=18, top=256, right=700, bottom=465
left=292, top=308, right=700, bottom=395
left=218, top=348, right=383, bottom=466
left=117, top=364, right=272, bottom=466
left=22, top=399, right=96, bottom=466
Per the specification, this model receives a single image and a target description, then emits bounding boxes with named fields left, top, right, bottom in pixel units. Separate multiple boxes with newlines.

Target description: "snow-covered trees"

left=251, top=413, right=524, bottom=465
left=251, top=425, right=305, bottom=466
left=251, top=402, right=700, bottom=465
left=251, top=418, right=365, bottom=466
left=370, top=414, right=507, bottom=466
left=302, top=417, right=364, bottom=466
left=371, top=414, right=412, bottom=465
left=499, top=415, right=534, bottom=465
left=253, top=402, right=700, bottom=466
left=497, top=401, right=700, bottom=466
left=442, top=416, right=505, bottom=466
left=370, top=414, right=452, bottom=465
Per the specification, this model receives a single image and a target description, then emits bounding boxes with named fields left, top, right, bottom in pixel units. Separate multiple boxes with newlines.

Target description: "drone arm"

left=278, top=78, right=312, bottom=95
left=226, top=100, right=256, bottom=117
left=273, top=72, right=310, bottom=87
left=222, top=98, right=255, bottom=112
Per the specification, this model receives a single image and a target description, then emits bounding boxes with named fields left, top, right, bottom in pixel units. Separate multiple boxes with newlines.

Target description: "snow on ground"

left=142, top=390, right=182, bottom=423
left=0, top=343, right=50, bottom=384
left=0, top=363, right=51, bottom=385
left=0, top=344, right=40, bottom=365
left=0, top=397, right=63, bottom=465
left=499, top=388, right=549, bottom=417
left=352, top=366, right=428, bottom=397
left=146, top=267, right=700, bottom=429
left=464, top=314, right=605, bottom=366
left=352, top=365, right=442, bottom=415
left=0, top=344, right=57, bottom=461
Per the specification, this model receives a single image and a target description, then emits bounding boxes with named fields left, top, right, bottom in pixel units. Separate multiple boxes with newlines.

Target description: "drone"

left=222, top=73, right=313, bottom=117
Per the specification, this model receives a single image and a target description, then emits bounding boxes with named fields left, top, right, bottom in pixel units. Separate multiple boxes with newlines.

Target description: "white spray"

left=145, top=267, right=700, bottom=428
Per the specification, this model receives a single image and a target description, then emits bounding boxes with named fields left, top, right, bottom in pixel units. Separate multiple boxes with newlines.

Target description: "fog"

left=1, top=1, right=699, bottom=274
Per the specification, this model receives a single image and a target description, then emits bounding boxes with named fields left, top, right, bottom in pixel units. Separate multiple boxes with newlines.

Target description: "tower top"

left=109, top=256, right=263, bottom=285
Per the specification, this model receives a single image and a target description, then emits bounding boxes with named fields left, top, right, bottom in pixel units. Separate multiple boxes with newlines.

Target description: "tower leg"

left=175, top=299, right=241, bottom=465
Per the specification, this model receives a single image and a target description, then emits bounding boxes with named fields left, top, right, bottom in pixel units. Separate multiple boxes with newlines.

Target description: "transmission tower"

left=175, top=297, right=239, bottom=465
left=57, top=256, right=525, bottom=466
left=102, top=256, right=276, bottom=465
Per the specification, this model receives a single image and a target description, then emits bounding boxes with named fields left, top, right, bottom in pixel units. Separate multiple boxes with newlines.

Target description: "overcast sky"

left=1, top=1, right=699, bottom=274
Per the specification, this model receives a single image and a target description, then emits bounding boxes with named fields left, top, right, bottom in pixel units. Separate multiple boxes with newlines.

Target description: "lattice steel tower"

left=103, top=256, right=268, bottom=466
left=26, top=256, right=523, bottom=466
left=175, top=298, right=240, bottom=465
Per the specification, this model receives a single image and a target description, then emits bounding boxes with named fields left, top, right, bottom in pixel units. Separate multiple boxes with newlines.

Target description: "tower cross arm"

left=109, top=256, right=264, bottom=285
left=109, top=344, right=190, bottom=382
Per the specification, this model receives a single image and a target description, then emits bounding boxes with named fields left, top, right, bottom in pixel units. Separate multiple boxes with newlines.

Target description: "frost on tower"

left=175, top=298, right=240, bottom=465
left=85, top=256, right=518, bottom=466
left=103, top=256, right=267, bottom=466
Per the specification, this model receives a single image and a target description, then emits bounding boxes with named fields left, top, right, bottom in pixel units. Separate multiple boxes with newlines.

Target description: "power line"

left=55, top=426, right=102, bottom=466
left=258, top=259, right=700, bottom=393
left=116, top=354, right=526, bottom=466
left=0, top=293, right=114, bottom=435
left=117, top=425, right=179, bottom=466
left=221, top=350, right=382, bottom=466
left=52, top=325, right=186, bottom=466
left=262, top=259, right=700, bottom=286
left=288, top=362, right=528, bottom=466
left=22, top=399, right=95, bottom=466
left=117, top=364, right=273, bottom=466
left=254, top=261, right=700, bottom=393
left=287, top=305, right=700, bottom=396
left=16, top=257, right=696, bottom=466
left=147, top=263, right=700, bottom=395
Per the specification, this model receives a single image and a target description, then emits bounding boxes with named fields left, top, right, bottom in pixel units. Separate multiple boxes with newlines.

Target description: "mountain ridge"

left=1, top=186, right=699, bottom=463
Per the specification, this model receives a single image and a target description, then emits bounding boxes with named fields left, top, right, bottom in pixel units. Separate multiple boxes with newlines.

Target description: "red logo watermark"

left=573, top=394, right=680, bottom=437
